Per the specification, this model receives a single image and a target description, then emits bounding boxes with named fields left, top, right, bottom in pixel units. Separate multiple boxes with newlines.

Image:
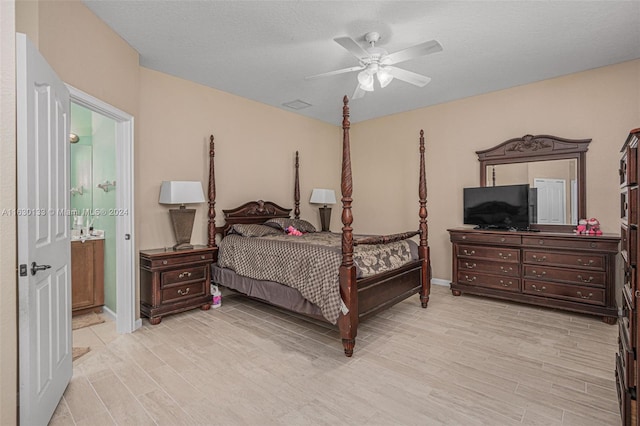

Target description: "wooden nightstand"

left=139, top=245, right=216, bottom=324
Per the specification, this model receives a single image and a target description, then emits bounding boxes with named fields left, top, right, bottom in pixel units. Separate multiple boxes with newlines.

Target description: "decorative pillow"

left=264, top=218, right=317, bottom=233
left=228, top=223, right=282, bottom=237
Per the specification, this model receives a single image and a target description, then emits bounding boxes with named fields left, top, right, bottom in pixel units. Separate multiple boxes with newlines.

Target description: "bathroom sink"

left=71, top=229, right=105, bottom=241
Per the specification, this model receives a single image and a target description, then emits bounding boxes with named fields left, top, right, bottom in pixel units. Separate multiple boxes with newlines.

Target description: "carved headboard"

left=216, top=200, right=291, bottom=236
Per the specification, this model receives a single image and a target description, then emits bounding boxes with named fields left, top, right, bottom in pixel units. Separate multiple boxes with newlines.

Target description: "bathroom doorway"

left=68, top=85, right=137, bottom=334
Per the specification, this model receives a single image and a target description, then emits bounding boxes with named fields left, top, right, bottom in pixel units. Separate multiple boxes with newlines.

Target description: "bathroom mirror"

left=477, top=134, right=591, bottom=232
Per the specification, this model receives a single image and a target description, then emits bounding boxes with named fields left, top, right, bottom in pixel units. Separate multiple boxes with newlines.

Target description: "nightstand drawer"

left=150, top=252, right=215, bottom=268
left=161, top=281, right=206, bottom=304
left=161, top=266, right=207, bottom=287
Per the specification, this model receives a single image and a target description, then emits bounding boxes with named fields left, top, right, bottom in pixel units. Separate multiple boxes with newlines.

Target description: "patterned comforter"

left=217, top=232, right=418, bottom=324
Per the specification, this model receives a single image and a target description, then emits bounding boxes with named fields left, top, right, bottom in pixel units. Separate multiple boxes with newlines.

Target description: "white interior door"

left=17, top=33, right=72, bottom=426
left=534, top=178, right=567, bottom=224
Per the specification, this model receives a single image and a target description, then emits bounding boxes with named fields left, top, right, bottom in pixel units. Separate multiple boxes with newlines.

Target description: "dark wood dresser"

left=449, top=228, right=619, bottom=323
left=617, top=128, right=640, bottom=425
left=140, top=246, right=215, bottom=324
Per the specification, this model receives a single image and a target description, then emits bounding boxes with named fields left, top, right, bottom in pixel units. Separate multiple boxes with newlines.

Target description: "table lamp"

left=310, top=188, right=336, bottom=232
left=159, top=181, right=205, bottom=250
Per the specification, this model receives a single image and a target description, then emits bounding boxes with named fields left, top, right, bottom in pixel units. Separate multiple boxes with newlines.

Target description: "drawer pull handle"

left=577, top=275, right=594, bottom=283
left=498, top=252, right=512, bottom=260
left=531, top=270, right=546, bottom=278
left=538, top=240, right=544, bottom=245
left=531, top=284, right=546, bottom=292
left=532, top=255, right=547, bottom=262
left=462, top=236, right=467, bottom=240
left=576, top=291, right=593, bottom=300
left=499, top=280, right=512, bottom=287
left=635, top=290, right=640, bottom=299
left=201, top=255, right=206, bottom=259
left=500, top=238, right=505, bottom=242
left=463, top=275, right=477, bottom=282
left=577, top=259, right=595, bottom=266
left=162, top=260, right=168, bottom=265
left=463, top=249, right=475, bottom=256
left=177, top=288, right=190, bottom=296
left=464, top=262, right=476, bottom=269
left=178, top=271, right=192, bottom=279
left=499, top=266, right=513, bottom=274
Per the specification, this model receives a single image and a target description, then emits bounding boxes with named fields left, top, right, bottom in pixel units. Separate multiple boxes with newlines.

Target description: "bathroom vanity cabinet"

left=71, top=238, right=105, bottom=316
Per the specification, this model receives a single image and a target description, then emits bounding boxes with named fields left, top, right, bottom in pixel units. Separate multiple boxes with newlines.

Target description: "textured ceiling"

left=83, top=1, right=640, bottom=125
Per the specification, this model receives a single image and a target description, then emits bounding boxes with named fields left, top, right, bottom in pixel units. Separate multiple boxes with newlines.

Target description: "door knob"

left=30, top=262, right=51, bottom=276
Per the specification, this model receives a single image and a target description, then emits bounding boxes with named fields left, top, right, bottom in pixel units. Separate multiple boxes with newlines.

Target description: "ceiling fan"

left=306, top=32, right=443, bottom=99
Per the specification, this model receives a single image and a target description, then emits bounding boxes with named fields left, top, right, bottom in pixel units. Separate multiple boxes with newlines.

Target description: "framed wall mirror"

left=477, top=134, right=591, bottom=232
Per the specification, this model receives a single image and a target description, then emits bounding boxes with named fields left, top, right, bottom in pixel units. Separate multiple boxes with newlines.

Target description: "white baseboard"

left=101, top=306, right=117, bottom=322
left=431, top=278, right=450, bottom=287
left=102, top=305, right=142, bottom=333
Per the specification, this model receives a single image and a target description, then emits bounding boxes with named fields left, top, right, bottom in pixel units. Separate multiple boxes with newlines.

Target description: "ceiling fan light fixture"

left=377, top=68, right=394, bottom=88
left=357, top=70, right=374, bottom=92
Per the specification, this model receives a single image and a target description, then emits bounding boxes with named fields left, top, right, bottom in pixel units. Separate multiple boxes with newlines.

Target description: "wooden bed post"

left=294, top=151, right=300, bottom=219
left=208, top=135, right=217, bottom=250
left=418, top=130, right=431, bottom=307
left=338, top=96, right=358, bottom=357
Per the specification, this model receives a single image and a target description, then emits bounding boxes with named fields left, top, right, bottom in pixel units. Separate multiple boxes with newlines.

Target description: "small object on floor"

left=211, top=285, right=222, bottom=308
left=72, top=312, right=105, bottom=330
left=72, top=347, right=90, bottom=361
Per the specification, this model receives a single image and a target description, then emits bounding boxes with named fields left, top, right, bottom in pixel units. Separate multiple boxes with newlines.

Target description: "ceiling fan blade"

left=334, top=37, right=370, bottom=61
left=386, top=66, right=431, bottom=87
left=352, top=84, right=366, bottom=100
left=305, top=65, right=365, bottom=80
left=383, top=40, right=443, bottom=65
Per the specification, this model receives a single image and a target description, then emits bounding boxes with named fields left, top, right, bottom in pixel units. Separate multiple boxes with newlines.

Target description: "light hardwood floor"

left=51, top=284, right=621, bottom=425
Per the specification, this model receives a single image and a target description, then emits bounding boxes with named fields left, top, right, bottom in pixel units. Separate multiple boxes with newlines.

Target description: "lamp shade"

left=310, top=188, right=336, bottom=205
left=159, top=181, right=205, bottom=205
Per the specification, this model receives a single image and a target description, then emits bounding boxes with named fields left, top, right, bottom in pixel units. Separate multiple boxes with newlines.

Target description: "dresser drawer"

left=523, top=265, right=606, bottom=287
left=621, top=224, right=637, bottom=266
left=620, top=144, right=637, bottom=187
left=161, top=266, right=207, bottom=287
left=451, top=232, right=521, bottom=245
left=619, top=323, right=636, bottom=390
left=458, top=259, right=519, bottom=277
left=457, top=271, right=520, bottom=292
left=456, top=244, right=520, bottom=263
left=161, top=281, right=206, bottom=304
left=522, top=236, right=615, bottom=251
left=149, top=252, right=215, bottom=269
left=621, top=187, right=638, bottom=225
left=523, top=250, right=605, bottom=270
left=523, top=280, right=605, bottom=305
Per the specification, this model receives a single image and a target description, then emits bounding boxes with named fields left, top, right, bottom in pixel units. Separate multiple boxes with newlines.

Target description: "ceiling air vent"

left=282, top=99, right=312, bottom=110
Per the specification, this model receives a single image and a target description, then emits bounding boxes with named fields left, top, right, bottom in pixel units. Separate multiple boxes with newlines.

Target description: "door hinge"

left=19, top=264, right=27, bottom=277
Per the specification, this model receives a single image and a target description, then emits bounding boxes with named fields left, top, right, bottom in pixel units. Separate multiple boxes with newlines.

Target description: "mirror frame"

left=477, top=134, right=591, bottom=233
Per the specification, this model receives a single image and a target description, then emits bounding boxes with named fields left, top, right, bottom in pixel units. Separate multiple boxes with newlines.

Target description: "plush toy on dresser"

left=574, top=218, right=588, bottom=234
left=587, top=218, right=603, bottom=235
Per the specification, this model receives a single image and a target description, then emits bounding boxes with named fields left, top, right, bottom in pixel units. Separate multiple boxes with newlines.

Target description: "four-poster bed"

left=206, top=96, right=431, bottom=356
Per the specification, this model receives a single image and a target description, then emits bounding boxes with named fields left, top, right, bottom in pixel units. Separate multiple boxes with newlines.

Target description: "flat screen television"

left=463, top=184, right=531, bottom=231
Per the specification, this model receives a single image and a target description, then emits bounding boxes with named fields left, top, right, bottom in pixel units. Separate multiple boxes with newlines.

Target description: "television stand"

left=448, top=227, right=619, bottom=324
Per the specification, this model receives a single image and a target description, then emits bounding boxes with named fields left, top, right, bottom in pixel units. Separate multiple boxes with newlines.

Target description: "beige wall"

left=138, top=67, right=341, bottom=250
left=3, top=1, right=639, bottom=422
left=351, top=59, right=640, bottom=282
left=0, top=1, right=16, bottom=424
